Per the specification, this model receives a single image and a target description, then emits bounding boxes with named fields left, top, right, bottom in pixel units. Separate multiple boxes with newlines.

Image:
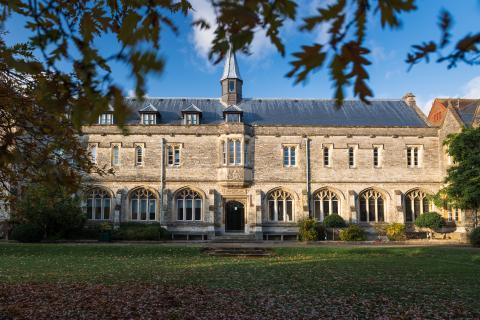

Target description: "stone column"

left=254, top=189, right=263, bottom=240
left=348, top=190, right=356, bottom=223
left=208, top=189, right=216, bottom=239
left=394, top=190, right=404, bottom=223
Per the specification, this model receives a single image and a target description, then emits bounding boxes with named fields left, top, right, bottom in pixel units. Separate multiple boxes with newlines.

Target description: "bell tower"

left=220, top=45, right=243, bottom=105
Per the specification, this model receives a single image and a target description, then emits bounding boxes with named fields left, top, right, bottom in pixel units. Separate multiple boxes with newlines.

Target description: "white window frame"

left=407, top=145, right=423, bottom=168
left=348, top=145, right=357, bottom=168
left=185, top=113, right=199, bottom=125
left=225, top=139, right=242, bottom=166
left=175, top=189, right=203, bottom=221
left=283, top=145, right=297, bottom=167
left=373, top=145, right=383, bottom=168
left=135, top=145, right=144, bottom=166
left=167, top=144, right=181, bottom=166
left=313, top=189, right=340, bottom=221
left=98, top=113, right=114, bottom=125
left=225, top=113, right=241, bottom=123
left=323, top=144, right=332, bottom=168
left=111, top=144, right=120, bottom=166
left=268, top=189, right=294, bottom=222
left=141, top=113, right=156, bottom=125
left=130, top=188, right=157, bottom=221
left=85, top=188, right=112, bottom=220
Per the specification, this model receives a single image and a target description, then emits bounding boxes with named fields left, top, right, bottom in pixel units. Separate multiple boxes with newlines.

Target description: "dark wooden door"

left=225, top=201, right=245, bottom=232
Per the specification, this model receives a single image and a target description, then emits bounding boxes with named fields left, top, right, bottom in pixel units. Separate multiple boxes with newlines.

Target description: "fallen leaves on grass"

left=0, top=283, right=477, bottom=320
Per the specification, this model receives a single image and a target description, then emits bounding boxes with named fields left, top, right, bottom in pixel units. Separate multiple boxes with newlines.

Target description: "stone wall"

left=83, top=121, right=449, bottom=237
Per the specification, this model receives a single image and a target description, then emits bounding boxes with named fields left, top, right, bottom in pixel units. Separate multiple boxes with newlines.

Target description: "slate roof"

left=221, top=47, right=241, bottom=81
left=181, top=103, right=202, bottom=113
left=139, top=103, right=158, bottom=113
left=123, top=98, right=429, bottom=127
left=449, top=100, right=480, bottom=127
left=223, top=104, right=243, bottom=113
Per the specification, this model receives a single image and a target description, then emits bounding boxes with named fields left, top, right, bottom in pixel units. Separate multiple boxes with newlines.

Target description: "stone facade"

left=81, top=51, right=478, bottom=240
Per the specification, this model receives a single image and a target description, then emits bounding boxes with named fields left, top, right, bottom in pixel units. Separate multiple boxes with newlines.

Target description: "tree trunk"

left=474, top=208, right=478, bottom=229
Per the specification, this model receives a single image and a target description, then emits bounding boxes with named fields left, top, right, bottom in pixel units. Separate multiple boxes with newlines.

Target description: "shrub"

left=13, top=183, right=86, bottom=239
left=469, top=227, right=480, bottom=247
left=11, top=224, right=44, bottom=243
left=339, top=224, right=366, bottom=241
left=298, top=218, right=318, bottom=241
left=414, top=212, right=445, bottom=230
left=113, top=223, right=170, bottom=241
left=385, top=223, right=406, bottom=241
left=323, top=214, right=347, bottom=229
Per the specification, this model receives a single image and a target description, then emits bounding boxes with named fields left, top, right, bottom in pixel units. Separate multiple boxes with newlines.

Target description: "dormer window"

left=181, top=104, right=202, bottom=125
left=141, top=113, right=156, bottom=125
left=226, top=113, right=240, bottom=123
left=223, top=105, right=243, bottom=123
left=185, top=113, right=199, bottom=125
left=139, top=104, right=159, bottom=125
left=228, top=80, right=235, bottom=92
left=98, top=113, right=114, bottom=125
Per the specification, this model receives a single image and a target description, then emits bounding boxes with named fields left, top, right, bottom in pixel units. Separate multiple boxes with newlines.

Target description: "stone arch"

left=83, top=186, right=115, bottom=220
left=357, top=187, right=389, bottom=223
left=265, top=186, right=300, bottom=201
left=172, top=185, right=207, bottom=200
left=173, top=186, right=205, bottom=222
left=265, top=187, right=296, bottom=222
left=404, top=188, right=433, bottom=222
left=312, top=187, right=343, bottom=221
left=127, top=186, right=160, bottom=221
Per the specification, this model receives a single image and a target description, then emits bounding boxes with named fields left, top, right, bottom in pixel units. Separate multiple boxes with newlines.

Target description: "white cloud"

left=189, top=0, right=276, bottom=64
left=463, top=76, right=480, bottom=98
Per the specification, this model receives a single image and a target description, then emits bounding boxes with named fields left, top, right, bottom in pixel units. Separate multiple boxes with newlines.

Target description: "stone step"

left=212, top=234, right=258, bottom=243
left=201, top=247, right=273, bottom=257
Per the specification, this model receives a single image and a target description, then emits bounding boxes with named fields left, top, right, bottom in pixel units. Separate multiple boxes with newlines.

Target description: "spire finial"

left=221, top=43, right=242, bottom=81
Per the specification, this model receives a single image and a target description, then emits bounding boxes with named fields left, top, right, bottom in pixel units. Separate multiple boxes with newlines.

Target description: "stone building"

left=83, top=48, right=479, bottom=240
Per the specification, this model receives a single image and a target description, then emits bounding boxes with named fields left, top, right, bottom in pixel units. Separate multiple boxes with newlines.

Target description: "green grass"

left=1, top=244, right=479, bottom=317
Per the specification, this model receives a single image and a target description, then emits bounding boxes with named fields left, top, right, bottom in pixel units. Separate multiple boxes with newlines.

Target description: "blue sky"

left=4, top=0, right=480, bottom=114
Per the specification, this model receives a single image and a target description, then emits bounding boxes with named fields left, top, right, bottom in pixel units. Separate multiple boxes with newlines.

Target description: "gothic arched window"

left=359, top=189, right=385, bottom=222
left=313, top=189, right=339, bottom=221
left=268, top=189, right=294, bottom=222
left=176, top=189, right=202, bottom=221
left=405, top=190, right=430, bottom=222
left=86, top=188, right=111, bottom=220
left=130, top=188, right=156, bottom=221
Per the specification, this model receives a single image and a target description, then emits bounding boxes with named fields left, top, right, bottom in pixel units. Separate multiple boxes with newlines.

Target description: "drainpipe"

left=304, top=137, right=311, bottom=218
left=160, top=138, right=165, bottom=226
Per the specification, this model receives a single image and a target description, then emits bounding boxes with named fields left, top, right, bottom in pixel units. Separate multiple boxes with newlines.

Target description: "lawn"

left=0, top=244, right=479, bottom=319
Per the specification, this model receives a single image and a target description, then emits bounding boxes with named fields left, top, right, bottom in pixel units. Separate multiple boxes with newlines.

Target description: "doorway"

left=225, top=201, right=245, bottom=232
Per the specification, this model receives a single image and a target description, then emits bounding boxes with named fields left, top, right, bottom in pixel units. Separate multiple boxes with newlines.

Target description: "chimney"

left=403, top=92, right=416, bottom=107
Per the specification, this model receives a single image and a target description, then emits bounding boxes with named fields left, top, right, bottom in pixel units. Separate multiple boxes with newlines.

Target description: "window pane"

left=244, top=142, right=249, bottom=166
left=278, top=200, right=284, bottom=221
left=368, top=199, right=376, bottom=222
left=414, top=198, right=420, bottom=219
left=132, top=199, right=138, bottom=220
left=174, top=148, right=180, bottom=165
left=140, top=199, right=147, bottom=220
left=87, top=199, right=93, bottom=220
left=414, top=148, right=419, bottom=166
left=186, top=199, right=193, bottom=220
left=332, top=200, right=339, bottom=215
left=168, top=147, right=173, bottom=165
left=149, top=199, right=156, bottom=220
left=229, top=80, right=235, bottom=92
left=283, top=147, right=289, bottom=166
left=112, top=147, right=119, bottom=165
left=103, top=198, right=110, bottom=220
left=314, top=201, right=321, bottom=220
left=406, top=199, right=413, bottom=222
left=407, top=148, right=412, bottom=166
left=360, top=198, right=367, bottom=222
left=235, top=140, right=241, bottom=164
left=269, top=201, right=275, bottom=221
left=95, top=198, right=102, bottom=220
left=349, top=147, right=354, bottom=166
left=228, top=141, right=235, bottom=164
left=177, top=199, right=184, bottom=220
left=286, top=200, right=293, bottom=221
left=195, top=199, right=202, bottom=220
left=377, top=198, right=384, bottom=222
left=290, top=148, right=296, bottom=166
left=324, top=148, right=329, bottom=166
left=322, top=200, right=330, bottom=217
